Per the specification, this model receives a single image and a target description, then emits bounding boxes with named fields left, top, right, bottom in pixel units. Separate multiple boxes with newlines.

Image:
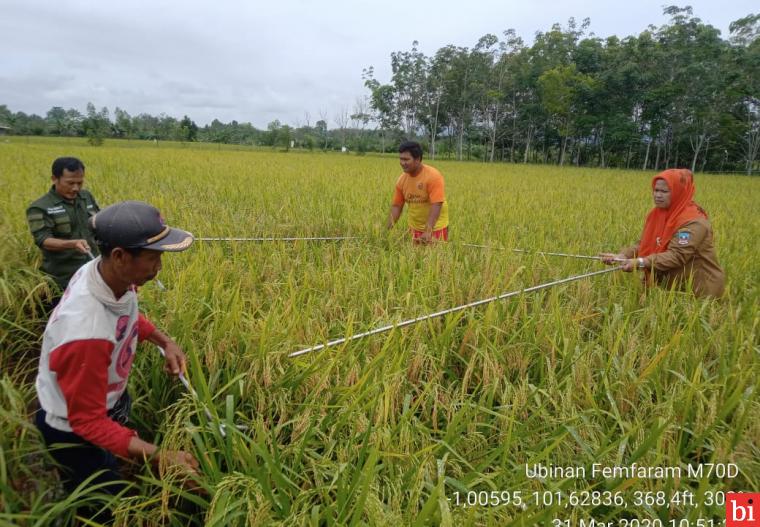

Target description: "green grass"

left=0, top=136, right=758, bottom=526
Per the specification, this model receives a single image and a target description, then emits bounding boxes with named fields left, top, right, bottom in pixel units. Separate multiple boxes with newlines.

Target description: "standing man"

left=26, top=157, right=100, bottom=298
left=387, top=141, right=449, bottom=243
left=35, top=201, right=199, bottom=521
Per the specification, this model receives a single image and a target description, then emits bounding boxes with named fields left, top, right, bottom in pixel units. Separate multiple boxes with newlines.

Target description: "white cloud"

left=1, top=0, right=756, bottom=127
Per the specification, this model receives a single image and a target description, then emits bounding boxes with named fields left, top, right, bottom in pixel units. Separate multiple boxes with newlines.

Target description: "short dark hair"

left=51, top=157, right=85, bottom=178
left=399, top=141, right=423, bottom=160
left=97, top=244, right=145, bottom=259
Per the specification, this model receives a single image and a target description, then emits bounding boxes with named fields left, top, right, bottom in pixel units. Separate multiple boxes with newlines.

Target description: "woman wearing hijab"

left=600, top=168, right=725, bottom=298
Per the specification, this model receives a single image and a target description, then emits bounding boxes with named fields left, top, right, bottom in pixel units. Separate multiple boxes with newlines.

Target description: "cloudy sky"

left=1, top=0, right=756, bottom=128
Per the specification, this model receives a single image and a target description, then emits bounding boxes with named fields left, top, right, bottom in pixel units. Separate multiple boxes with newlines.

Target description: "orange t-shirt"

left=392, top=164, right=449, bottom=231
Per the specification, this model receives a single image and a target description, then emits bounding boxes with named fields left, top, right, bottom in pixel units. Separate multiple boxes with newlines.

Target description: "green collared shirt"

left=26, top=186, right=101, bottom=290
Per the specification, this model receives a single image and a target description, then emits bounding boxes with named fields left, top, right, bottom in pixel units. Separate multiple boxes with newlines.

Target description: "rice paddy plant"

left=0, top=136, right=757, bottom=525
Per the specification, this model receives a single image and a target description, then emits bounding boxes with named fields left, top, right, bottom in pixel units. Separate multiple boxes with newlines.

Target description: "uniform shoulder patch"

left=676, top=231, right=691, bottom=245
left=46, top=205, right=66, bottom=215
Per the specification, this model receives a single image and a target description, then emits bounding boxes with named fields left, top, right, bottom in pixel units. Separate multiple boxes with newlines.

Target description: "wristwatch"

left=637, top=257, right=645, bottom=269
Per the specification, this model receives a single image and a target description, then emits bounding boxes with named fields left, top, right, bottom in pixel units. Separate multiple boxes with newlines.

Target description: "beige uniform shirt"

left=622, top=219, right=725, bottom=298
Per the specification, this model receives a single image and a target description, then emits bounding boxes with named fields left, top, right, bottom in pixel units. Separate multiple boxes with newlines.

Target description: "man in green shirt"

left=26, top=157, right=101, bottom=298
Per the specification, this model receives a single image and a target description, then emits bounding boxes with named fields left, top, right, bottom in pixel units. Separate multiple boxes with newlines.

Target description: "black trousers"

left=35, top=396, right=203, bottom=525
left=35, top=404, right=129, bottom=524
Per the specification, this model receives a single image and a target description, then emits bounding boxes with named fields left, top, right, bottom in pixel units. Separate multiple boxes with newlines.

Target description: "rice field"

left=1, top=136, right=758, bottom=526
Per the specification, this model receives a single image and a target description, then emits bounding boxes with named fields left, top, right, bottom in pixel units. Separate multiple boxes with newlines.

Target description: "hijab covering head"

left=638, top=169, right=707, bottom=257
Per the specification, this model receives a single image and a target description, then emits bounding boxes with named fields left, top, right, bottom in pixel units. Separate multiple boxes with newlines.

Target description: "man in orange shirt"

left=387, top=141, right=449, bottom=243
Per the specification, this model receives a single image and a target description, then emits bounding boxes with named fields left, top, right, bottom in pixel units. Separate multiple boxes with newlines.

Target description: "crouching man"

left=34, top=201, right=199, bottom=521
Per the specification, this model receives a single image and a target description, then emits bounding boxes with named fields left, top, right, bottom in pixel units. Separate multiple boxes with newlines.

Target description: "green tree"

left=729, top=14, right=760, bottom=173
left=45, top=107, right=67, bottom=135
left=363, top=67, right=399, bottom=153
left=83, top=103, right=110, bottom=146
left=315, top=119, right=329, bottom=150
left=179, top=115, right=198, bottom=142
left=114, top=107, right=133, bottom=138
left=538, top=64, right=596, bottom=165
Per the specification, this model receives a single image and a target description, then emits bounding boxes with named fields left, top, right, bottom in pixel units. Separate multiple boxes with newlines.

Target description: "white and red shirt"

left=35, top=258, right=156, bottom=458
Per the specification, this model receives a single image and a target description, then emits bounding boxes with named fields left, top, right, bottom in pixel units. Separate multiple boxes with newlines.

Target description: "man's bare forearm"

left=425, top=203, right=443, bottom=231
left=388, top=204, right=403, bottom=228
left=42, top=238, right=90, bottom=252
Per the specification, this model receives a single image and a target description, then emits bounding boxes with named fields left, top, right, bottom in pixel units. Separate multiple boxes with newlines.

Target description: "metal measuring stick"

left=459, top=243, right=628, bottom=262
left=155, top=346, right=232, bottom=437
left=289, top=266, right=624, bottom=358
left=196, top=236, right=357, bottom=242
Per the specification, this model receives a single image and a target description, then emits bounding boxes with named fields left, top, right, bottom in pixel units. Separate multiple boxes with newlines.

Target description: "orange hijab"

left=638, top=169, right=707, bottom=257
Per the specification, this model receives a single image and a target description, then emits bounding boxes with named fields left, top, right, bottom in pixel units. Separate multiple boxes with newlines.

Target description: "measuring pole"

left=196, top=236, right=357, bottom=242
left=458, top=243, right=627, bottom=262
left=289, top=266, right=623, bottom=358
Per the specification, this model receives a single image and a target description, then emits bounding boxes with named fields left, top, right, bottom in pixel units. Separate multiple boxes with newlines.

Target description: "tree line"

left=0, top=102, right=374, bottom=153
left=363, top=7, right=759, bottom=174
left=1, top=7, right=757, bottom=173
